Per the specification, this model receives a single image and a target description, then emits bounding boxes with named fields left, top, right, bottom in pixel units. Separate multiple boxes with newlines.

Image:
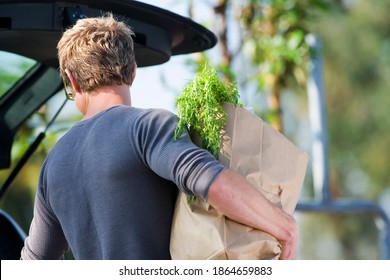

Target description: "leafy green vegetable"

left=174, top=64, right=242, bottom=158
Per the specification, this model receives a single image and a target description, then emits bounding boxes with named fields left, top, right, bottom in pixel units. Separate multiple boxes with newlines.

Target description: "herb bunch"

left=174, top=64, right=242, bottom=158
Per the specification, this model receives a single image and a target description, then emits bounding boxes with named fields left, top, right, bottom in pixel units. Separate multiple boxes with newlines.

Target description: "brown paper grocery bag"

left=170, top=102, right=309, bottom=260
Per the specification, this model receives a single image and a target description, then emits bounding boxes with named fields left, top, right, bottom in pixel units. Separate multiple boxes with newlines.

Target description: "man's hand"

left=277, top=215, right=298, bottom=260
left=207, top=168, right=298, bottom=260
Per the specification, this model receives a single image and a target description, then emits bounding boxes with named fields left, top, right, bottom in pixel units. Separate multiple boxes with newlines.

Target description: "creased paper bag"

left=170, top=102, right=309, bottom=260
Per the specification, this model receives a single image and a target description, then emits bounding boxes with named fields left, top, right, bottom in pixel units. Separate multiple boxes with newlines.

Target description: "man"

left=21, top=14, right=297, bottom=260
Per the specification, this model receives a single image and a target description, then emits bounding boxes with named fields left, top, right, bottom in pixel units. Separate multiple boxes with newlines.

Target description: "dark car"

left=0, top=0, right=217, bottom=260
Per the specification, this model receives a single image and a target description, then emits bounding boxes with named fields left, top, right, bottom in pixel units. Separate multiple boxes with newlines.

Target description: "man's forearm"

left=206, top=168, right=298, bottom=259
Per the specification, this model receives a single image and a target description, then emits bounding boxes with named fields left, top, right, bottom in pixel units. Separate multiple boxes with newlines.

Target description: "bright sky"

left=130, top=1, right=213, bottom=113
left=131, top=55, right=191, bottom=113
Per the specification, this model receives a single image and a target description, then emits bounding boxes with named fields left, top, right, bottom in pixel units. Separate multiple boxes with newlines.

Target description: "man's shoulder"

left=113, top=105, right=177, bottom=120
left=129, top=106, right=178, bottom=126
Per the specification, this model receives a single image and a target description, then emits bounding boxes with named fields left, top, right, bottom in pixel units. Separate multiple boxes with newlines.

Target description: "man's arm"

left=20, top=191, right=68, bottom=260
left=206, top=168, right=298, bottom=260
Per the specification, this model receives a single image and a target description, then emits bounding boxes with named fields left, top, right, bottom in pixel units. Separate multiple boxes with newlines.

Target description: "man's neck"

left=81, top=84, right=131, bottom=120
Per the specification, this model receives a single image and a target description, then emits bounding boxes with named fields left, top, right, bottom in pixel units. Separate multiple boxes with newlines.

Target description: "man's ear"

left=65, top=69, right=81, bottom=93
left=131, top=64, right=137, bottom=85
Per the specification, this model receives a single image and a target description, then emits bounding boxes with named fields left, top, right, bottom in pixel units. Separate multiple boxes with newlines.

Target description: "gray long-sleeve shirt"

left=21, top=105, right=225, bottom=260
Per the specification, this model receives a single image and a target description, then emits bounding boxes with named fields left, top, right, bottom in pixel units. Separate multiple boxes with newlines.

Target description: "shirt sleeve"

left=20, top=159, right=69, bottom=260
left=132, top=109, right=225, bottom=200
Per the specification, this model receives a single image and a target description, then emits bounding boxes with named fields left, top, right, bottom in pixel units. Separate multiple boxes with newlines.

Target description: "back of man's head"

left=57, top=13, right=136, bottom=92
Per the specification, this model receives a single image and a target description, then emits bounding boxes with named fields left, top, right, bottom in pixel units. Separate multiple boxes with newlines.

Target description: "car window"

left=0, top=51, right=37, bottom=99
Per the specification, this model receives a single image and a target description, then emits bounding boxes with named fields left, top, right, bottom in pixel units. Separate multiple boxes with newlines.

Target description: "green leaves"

left=174, top=64, right=242, bottom=158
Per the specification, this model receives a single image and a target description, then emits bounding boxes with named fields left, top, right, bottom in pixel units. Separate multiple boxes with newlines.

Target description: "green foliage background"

left=1, top=0, right=389, bottom=259
left=186, top=0, right=390, bottom=259
left=300, top=0, right=390, bottom=259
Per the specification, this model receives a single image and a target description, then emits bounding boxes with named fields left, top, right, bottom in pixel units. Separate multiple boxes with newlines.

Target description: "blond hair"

left=57, top=14, right=136, bottom=92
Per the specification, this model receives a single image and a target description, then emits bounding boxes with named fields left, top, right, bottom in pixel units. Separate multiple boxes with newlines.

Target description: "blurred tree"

left=187, top=0, right=340, bottom=131
left=184, top=0, right=389, bottom=259
left=306, top=0, right=390, bottom=259
left=238, top=0, right=309, bottom=131
left=314, top=0, right=390, bottom=200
